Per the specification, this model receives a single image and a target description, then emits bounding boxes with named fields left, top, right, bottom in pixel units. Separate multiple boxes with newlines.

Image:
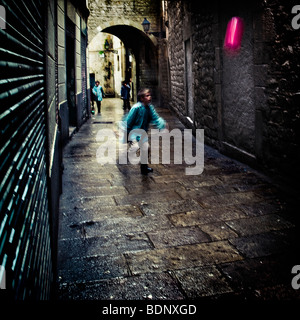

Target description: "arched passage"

left=88, top=24, right=159, bottom=105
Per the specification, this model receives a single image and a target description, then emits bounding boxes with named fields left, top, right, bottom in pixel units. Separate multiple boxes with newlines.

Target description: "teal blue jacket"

left=92, top=85, right=104, bottom=101
left=124, top=102, right=166, bottom=142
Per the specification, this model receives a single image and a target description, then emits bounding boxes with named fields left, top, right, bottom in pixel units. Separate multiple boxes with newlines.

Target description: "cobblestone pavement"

left=57, top=98, right=299, bottom=302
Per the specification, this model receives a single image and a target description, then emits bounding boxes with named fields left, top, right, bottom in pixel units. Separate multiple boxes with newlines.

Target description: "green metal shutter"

left=0, top=0, right=52, bottom=299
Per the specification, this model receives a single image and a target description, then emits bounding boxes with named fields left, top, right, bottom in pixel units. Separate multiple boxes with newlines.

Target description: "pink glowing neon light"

left=224, top=17, right=244, bottom=51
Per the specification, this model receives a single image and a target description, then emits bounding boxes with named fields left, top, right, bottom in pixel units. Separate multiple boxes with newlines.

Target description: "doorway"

left=66, top=18, right=76, bottom=127
left=88, top=25, right=158, bottom=106
left=185, top=38, right=194, bottom=120
left=221, top=5, right=256, bottom=158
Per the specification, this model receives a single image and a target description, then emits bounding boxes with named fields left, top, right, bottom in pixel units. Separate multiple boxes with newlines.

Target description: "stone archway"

left=89, top=24, right=159, bottom=104
left=87, top=0, right=165, bottom=105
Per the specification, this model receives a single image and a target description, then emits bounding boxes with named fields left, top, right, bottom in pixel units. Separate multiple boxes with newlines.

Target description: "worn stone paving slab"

left=114, top=191, right=182, bottom=206
left=215, top=172, right=271, bottom=194
left=61, top=186, right=129, bottom=199
left=59, top=272, right=186, bottom=300
left=213, top=182, right=271, bottom=195
left=229, top=230, right=297, bottom=258
left=59, top=204, right=143, bottom=225
left=110, top=175, right=156, bottom=187
left=58, top=233, right=153, bottom=260
left=58, top=254, right=129, bottom=283
left=173, top=266, right=233, bottom=298
left=253, top=284, right=300, bottom=300
left=116, top=164, right=156, bottom=176
left=178, top=175, right=222, bottom=188
left=148, top=164, right=188, bottom=176
left=63, top=148, right=101, bottom=159
left=125, top=181, right=182, bottom=195
left=60, top=195, right=116, bottom=210
left=150, top=174, right=194, bottom=184
left=199, top=191, right=263, bottom=208
left=219, top=256, right=290, bottom=292
left=74, top=217, right=151, bottom=238
left=147, top=226, right=211, bottom=249
left=140, top=199, right=201, bottom=216
left=168, top=205, right=247, bottom=227
left=63, top=178, right=112, bottom=188
left=125, top=241, right=243, bottom=275
left=63, top=159, right=120, bottom=172
left=225, top=214, right=294, bottom=236
left=63, top=148, right=97, bottom=158
left=90, top=215, right=174, bottom=238
left=239, top=201, right=282, bottom=217
left=200, top=222, right=239, bottom=241
left=219, top=255, right=300, bottom=300
left=175, top=186, right=219, bottom=202
left=218, top=172, right=268, bottom=184
left=135, top=215, right=175, bottom=233
left=201, top=166, right=231, bottom=176
left=59, top=214, right=174, bottom=242
left=63, top=172, right=115, bottom=184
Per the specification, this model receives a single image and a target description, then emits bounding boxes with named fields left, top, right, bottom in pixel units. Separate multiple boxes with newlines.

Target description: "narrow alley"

left=1, top=0, right=300, bottom=306
left=57, top=98, right=299, bottom=301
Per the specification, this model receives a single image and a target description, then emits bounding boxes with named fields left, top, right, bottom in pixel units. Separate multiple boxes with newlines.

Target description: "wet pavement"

left=57, top=98, right=299, bottom=302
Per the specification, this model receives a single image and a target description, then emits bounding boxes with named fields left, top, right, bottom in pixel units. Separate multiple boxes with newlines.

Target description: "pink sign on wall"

left=224, top=17, right=244, bottom=52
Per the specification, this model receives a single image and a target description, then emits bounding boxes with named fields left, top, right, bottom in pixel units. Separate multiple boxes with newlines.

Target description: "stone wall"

left=191, top=3, right=218, bottom=147
left=167, top=2, right=219, bottom=144
left=167, top=2, right=185, bottom=116
left=157, top=38, right=170, bottom=106
left=166, top=0, right=300, bottom=185
left=259, top=0, right=300, bottom=182
left=88, top=0, right=161, bottom=41
left=219, top=1, right=258, bottom=162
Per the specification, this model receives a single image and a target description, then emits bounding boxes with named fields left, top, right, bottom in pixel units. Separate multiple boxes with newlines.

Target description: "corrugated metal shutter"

left=81, top=32, right=87, bottom=120
left=0, top=0, right=52, bottom=299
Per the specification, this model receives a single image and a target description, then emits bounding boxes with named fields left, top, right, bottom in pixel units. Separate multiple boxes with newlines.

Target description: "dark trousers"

left=123, top=98, right=130, bottom=110
left=96, top=100, right=101, bottom=113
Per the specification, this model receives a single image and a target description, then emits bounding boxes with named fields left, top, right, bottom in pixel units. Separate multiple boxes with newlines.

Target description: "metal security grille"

left=0, top=0, right=52, bottom=299
left=81, top=32, right=87, bottom=120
